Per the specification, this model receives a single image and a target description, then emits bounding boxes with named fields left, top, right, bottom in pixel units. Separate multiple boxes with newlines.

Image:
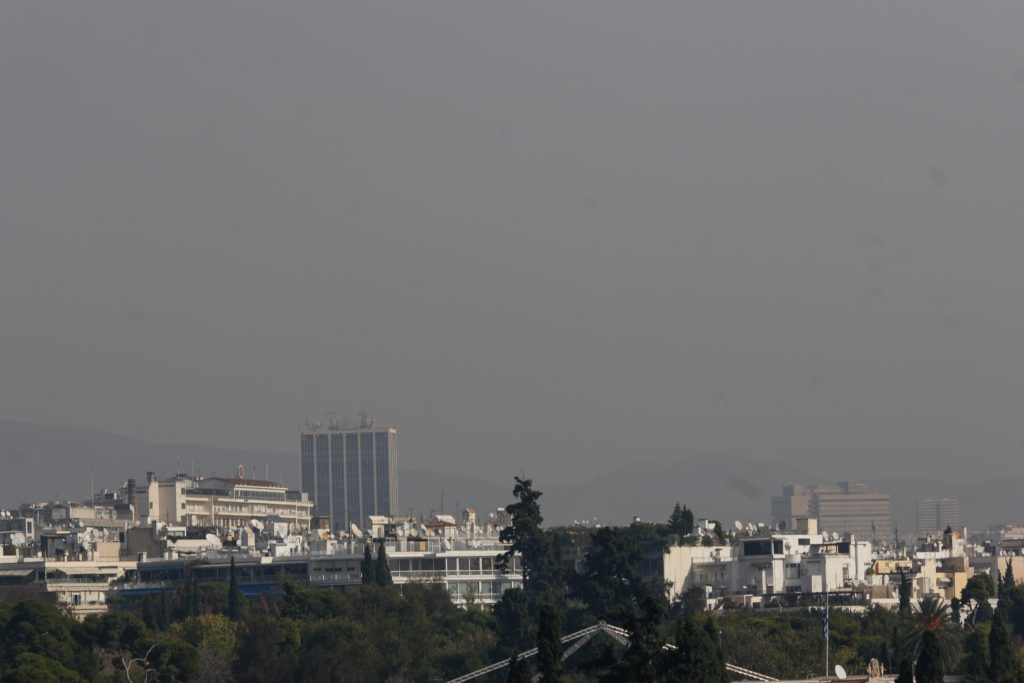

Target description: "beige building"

left=139, top=473, right=312, bottom=533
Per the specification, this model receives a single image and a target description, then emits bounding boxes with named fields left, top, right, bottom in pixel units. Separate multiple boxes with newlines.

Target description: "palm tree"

left=904, top=596, right=963, bottom=673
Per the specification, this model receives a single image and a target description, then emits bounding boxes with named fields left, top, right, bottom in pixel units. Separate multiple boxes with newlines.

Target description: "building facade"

left=139, top=473, right=313, bottom=533
left=299, top=422, right=398, bottom=531
left=916, top=498, right=960, bottom=536
left=772, top=482, right=891, bottom=540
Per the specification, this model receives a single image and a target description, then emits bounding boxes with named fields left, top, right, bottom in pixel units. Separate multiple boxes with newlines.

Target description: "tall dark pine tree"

left=375, top=542, right=393, bottom=586
left=498, top=477, right=562, bottom=607
left=228, top=555, right=241, bottom=621
left=668, top=503, right=694, bottom=537
left=494, top=587, right=535, bottom=654
left=1005, top=560, right=1016, bottom=590
left=988, top=609, right=1020, bottom=682
left=536, top=603, right=563, bottom=683
left=915, top=630, right=945, bottom=683
left=361, top=543, right=376, bottom=585
left=575, top=526, right=646, bottom=620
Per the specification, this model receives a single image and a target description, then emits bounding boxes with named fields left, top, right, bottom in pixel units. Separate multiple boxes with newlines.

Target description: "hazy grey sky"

left=2, top=1, right=1024, bottom=486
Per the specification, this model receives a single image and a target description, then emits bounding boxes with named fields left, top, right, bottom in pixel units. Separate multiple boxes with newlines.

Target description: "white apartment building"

left=651, top=518, right=872, bottom=601
left=139, top=473, right=313, bottom=533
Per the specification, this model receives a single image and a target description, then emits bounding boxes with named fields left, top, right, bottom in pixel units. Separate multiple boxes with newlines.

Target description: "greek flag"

left=822, top=610, right=829, bottom=643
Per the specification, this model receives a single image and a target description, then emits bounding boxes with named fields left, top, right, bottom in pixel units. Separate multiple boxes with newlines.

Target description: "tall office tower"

left=299, top=415, right=398, bottom=531
left=772, top=481, right=891, bottom=539
left=916, top=498, right=960, bottom=536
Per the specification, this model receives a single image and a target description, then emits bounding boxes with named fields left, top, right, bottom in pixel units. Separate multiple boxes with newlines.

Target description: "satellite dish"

left=734, top=520, right=743, bottom=531
left=779, top=520, right=787, bottom=530
left=205, top=533, right=222, bottom=549
left=349, top=523, right=363, bottom=539
left=835, top=664, right=847, bottom=680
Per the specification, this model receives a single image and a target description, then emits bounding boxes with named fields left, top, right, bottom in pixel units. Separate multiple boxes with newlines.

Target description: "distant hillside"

left=542, top=454, right=827, bottom=527
left=0, top=418, right=294, bottom=504
left=0, top=418, right=1016, bottom=532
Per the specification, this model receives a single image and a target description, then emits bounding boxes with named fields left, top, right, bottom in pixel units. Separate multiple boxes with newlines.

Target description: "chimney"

left=126, top=479, right=138, bottom=521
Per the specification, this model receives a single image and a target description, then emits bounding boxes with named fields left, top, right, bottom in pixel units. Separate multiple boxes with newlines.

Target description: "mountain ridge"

left=0, top=418, right=1011, bottom=532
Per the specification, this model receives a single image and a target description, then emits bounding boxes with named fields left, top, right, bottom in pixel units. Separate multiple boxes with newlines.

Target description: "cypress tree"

left=894, top=656, right=913, bottom=683
left=988, top=609, right=1020, bottom=682
left=915, top=630, right=944, bottom=683
left=376, top=542, right=393, bottom=587
left=963, top=624, right=990, bottom=683
left=228, top=555, right=241, bottom=620
left=898, top=571, right=912, bottom=613
left=190, top=573, right=200, bottom=617
left=158, top=591, right=171, bottom=631
left=536, top=603, right=563, bottom=683
left=703, top=616, right=728, bottom=683
left=361, top=542, right=376, bottom=585
left=1006, top=560, right=1016, bottom=589
left=183, top=567, right=194, bottom=618
left=141, top=595, right=156, bottom=630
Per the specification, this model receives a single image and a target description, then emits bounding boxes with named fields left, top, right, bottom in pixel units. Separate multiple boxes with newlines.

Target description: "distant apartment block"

left=917, top=498, right=959, bottom=536
left=139, top=472, right=313, bottom=533
left=772, top=482, right=891, bottom=540
left=299, top=416, right=398, bottom=532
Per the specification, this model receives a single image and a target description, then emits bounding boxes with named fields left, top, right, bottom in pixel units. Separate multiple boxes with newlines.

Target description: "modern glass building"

left=299, top=425, right=398, bottom=531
